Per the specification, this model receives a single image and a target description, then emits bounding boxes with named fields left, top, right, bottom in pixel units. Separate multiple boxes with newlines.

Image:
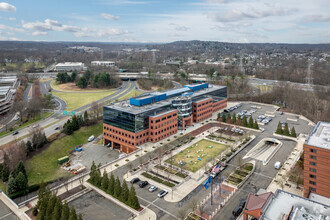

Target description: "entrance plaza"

left=166, top=139, right=229, bottom=172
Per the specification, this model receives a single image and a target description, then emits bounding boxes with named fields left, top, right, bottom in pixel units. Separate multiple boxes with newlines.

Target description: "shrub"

left=125, top=159, right=129, bottom=162
left=114, top=164, right=119, bottom=167
left=141, top=172, right=175, bottom=187
left=226, top=152, right=232, bottom=157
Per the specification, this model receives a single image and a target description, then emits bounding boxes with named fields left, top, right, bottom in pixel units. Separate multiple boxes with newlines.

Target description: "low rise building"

left=55, top=62, right=86, bottom=72
left=103, top=83, right=227, bottom=153
left=91, top=61, right=115, bottom=67
left=243, top=190, right=330, bottom=220
left=303, top=121, right=330, bottom=198
left=0, top=76, right=19, bottom=115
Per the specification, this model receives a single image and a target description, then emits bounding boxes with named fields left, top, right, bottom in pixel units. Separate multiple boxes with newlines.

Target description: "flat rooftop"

left=56, top=62, right=84, bottom=66
left=105, top=84, right=226, bottom=115
left=260, top=190, right=330, bottom=220
left=305, top=121, right=330, bottom=150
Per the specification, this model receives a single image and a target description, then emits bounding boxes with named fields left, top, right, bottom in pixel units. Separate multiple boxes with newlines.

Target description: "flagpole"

left=211, top=175, right=213, bottom=205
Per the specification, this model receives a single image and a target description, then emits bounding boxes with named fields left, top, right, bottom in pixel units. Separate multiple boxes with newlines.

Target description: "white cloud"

left=101, top=13, right=120, bottom=20
left=97, top=0, right=147, bottom=5
left=22, top=19, right=80, bottom=32
left=0, top=2, right=16, bottom=12
left=169, top=23, right=189, bottom=31
left=8, top=17, right=16, bottom=21
left=32, top=31, right=48, bottom=36
left=0, top=24, right=24, bottom=32
left=303, top=14, right=330, bottom=23
left=74, top=28, right=129, bottom=38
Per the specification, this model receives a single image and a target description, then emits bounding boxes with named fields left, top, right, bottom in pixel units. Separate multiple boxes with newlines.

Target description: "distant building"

left=303, top=121, right=330, bottom=198
left=55, top=62, right=86, bottom=72
left=91, top=61, right=115, bottom=67
left=243, top=189, right=330, bottom=220
left=0, top=76, right=19, bottom=115
left=102, top=83, right=227, bottom=153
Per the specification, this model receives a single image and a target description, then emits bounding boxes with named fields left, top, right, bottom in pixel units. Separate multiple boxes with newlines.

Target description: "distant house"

left=91, top=61, right=116, bottom=67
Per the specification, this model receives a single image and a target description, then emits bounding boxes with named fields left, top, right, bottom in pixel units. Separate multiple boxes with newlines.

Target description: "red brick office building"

left=103, top=83, right=227, bottom=153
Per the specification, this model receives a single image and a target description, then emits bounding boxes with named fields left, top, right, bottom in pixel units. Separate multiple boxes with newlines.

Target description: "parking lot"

left=69, top=190, right=133, bottom=220
left=0, top=200, right=19, bottom=220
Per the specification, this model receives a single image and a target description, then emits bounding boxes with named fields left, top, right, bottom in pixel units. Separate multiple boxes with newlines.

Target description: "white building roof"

left=55, top=62, right=84, bottom=67
left=260, top=190, right=330, bottom=220
left=305, top=121, right=330, bottom=150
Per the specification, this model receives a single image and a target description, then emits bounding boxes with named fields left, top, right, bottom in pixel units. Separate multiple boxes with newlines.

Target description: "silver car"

left=149, top=185, right=158, bottom=192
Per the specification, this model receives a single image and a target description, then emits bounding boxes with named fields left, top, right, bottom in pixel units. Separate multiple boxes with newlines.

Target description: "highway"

left=0, top=80, right=137, bottom=146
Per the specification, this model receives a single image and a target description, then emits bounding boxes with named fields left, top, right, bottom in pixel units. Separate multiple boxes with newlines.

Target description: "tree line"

left=219, top=113, right=259, bottom=130
left=88, top=162, right=140, bottom=210
left=34, top=183, right=83, bottom=220
left=56, top=70, right=120, bottom=89
left=276, top=122, right=297, bottom=137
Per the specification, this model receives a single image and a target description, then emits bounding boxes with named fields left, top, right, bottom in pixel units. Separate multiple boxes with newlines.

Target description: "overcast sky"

left=0, top=0, right=329, bottom=43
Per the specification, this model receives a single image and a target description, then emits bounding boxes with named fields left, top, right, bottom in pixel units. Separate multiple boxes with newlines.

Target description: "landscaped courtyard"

left=166, top=139, right=229, bottom=172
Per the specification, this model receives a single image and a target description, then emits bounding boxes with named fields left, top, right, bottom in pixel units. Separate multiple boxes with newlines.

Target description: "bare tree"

left=189, top=198, right=198, bottom=212
left=197, top=204, right=206, bottom=219
left=78, top=176, right=84, bottom=189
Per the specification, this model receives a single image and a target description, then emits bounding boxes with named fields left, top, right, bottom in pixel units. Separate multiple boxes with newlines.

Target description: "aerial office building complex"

left=55, top=62, right=86, bottom=71
left=0, top=76, right=19, bottom=115
left=303, top=121, right=330, bottom=198
left=103, top=83, right=227, bottom=153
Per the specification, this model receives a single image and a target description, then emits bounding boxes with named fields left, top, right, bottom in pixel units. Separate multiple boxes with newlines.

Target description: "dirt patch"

left=58, top=83, right=109, bottom=92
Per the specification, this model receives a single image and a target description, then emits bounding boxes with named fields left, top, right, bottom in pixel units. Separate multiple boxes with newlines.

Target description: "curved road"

left=0, top=80, right=135, bottom=146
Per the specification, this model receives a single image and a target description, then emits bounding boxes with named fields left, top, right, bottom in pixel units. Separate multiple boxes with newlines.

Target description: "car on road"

left=130, top=178, right=140, bottom=184
left=139, top=181, right=149, bottom=188
left=32, top=124, right=39, bottom=128
left=274, top=161, right=281, bottom=169
left=12, top=131, right=19, bottom=135
left=157, top=190, right=168, bottom=198
left=88, top=135, right=95, bottom=142
left=149, top=185, right=158, bottom=192
left=55, top=126, right=59, bottom=130
left=232, top=205, right=243, bottom=217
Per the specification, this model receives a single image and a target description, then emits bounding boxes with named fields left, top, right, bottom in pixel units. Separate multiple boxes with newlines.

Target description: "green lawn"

left=25, top=122, right=103, bottom=185
left=167, top=139, right=229, bottom=172
left=51, top=90, right=116, bottom=111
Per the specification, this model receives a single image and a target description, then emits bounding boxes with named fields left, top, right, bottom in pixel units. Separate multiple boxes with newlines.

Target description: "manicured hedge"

left=141, top=172, right=175, bottom=187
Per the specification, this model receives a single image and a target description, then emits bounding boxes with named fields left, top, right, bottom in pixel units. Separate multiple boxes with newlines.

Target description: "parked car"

left=88, top=135, right=95, bottom=142
left=139, top=181, right=149, bottom=188
left=232, top=206, right=243, bottom=217
left=54, top=126, right=59, bottom=130
left=105, top=142, right=111, bottom=147
left=274, top=161, right=281, bottom=169
left=279, top=111, right=283, bottom=115
left=149, top=185, right=158, bottom=192
left=157, top=190, right=168, bottom=198
left=12, top=131, right=19, bottom=135
left=239, top=199, right=247, bottom=208
left=130, top=178, right=140, bottom=184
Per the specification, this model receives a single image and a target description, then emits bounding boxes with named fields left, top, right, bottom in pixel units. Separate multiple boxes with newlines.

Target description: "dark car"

left=139, top=181, right=149, bottom=188
left=55, top=126, right=59, bottom=130
left=12, top=131, right=19, bottom=135
left=232, top=206, right=243, bottom=217
left=130, top=178, right=140, bottom=184
left=239, top=199, right=247, bottom=208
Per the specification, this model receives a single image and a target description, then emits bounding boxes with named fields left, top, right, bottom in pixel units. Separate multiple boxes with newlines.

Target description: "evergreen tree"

left=226, top=113, right=231, bottom=122
left=276, top=122, right=283, bottom=134
left=89, top=161, right=97, bottom=184
left=222, top=113, right=226, bottom=122
left=283, top=123, right=290, bottom=136
left=128, top=184, right=140, bottom=209
left=95, top=165, right=102, bottom=187
left=291, top=126, right=297, bottom=137
left=7, top=174, right=17, bottom=195
left=38, top=187, right=51, bottom=220
left=108, top=173, right=115, bottom=195
left=25, top=140, right=33, bottom=155
left=60, top=202, right=70, bottom=220
left=68, top=206, right=78, bottom=220
left=232, top=113, right=236, bottom=124
left=242, top=115, right=248, bottom=127
left=217, top=113, right=221, bottom=119
left=248, top=117, right=254, bottom=128
left=254, top=120, right=259, bottom=129
left=83, top=111, right=88, bottom=124
left=120, top=180, right=129, bottom=202
left=1, top=164, right=9, bottom=182
left=78, top=214, right=83, bottom=220
left=45, top=194, right=56, bottom=219
left=15, top=161, right=27, bottom=179
left=114, top=176, right=122, bottom=198
left=101, top=169, right=109, bottom=190
left=52, top=197, right=62, bottom=220
left=15, top=172, right=28, bottom=192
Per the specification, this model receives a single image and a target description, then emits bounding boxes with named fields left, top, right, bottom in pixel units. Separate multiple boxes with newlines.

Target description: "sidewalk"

left=0, top=192, right=29, bottom=220
left=267, top=134, right=305, bottom=196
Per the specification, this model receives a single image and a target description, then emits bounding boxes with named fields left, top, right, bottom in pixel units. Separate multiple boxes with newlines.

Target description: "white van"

left=88, top=135, right=95, bottom=142
left=274, top=161, right=281, bottom=169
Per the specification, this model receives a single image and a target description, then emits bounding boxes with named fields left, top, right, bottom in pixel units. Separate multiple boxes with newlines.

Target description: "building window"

left=309, top=174, right=316, bottom=179
left=309, top=187, right=316, bottom=192
left=309, top=180, right=316, bottom=185
left=310, top=162, right=316, bottom=166
left=310, top=149, right=317, bottom=153
left=309, top=168, right=316, bottom=173
left=310, top=155, right=317, bottom=160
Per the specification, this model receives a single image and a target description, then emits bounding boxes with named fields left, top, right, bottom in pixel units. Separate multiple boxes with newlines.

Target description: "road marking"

left=137, top=196, right=179, bottom=220
left=0, top=212, right=14, bottom=219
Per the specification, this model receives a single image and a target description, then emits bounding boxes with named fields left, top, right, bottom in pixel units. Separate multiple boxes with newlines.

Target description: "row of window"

left=310, top=149, right=317, bottom=153
left=195, top=109, right=213, bottom=117
left=150, top=125, right=177, bottom=136
left=104, top=126, right=149, bottom=141
left=150, top=130, right=176, bottom=142
left=104, top=133, right=137, bottom=146
left=150, top=119, right=177, bottom=129
left=194, top=99, right=212, bottom=108
left=310, top=155, right=317, bottom=160
left=151, top=113, right=177, bottom=124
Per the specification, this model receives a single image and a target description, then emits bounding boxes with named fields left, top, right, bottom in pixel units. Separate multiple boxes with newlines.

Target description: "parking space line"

left=137, top=196, right=179, bottom=220
left=0, top=212, right=13, bottom=220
